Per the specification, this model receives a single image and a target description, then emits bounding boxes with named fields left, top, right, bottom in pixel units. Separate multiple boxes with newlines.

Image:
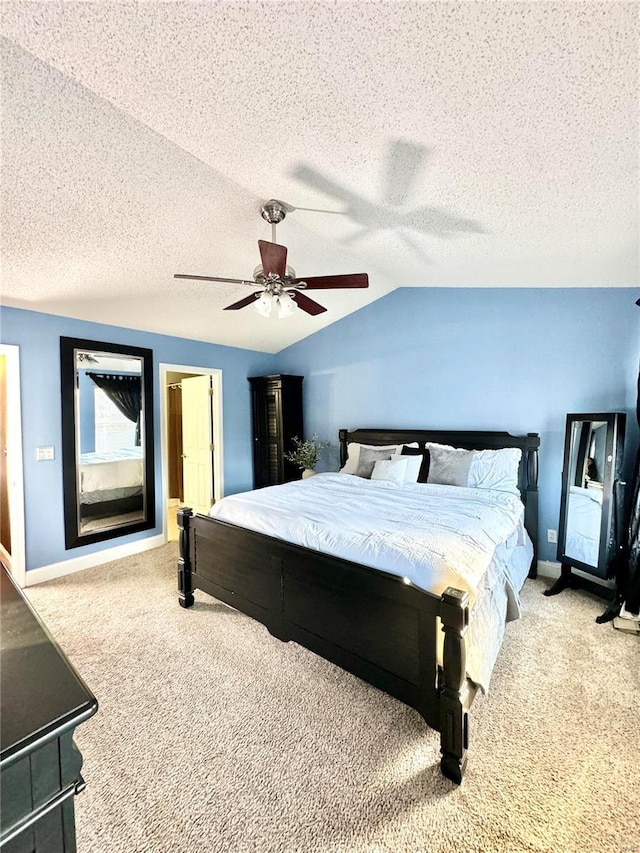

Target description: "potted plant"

left=284, top=435, right=327, bottom=479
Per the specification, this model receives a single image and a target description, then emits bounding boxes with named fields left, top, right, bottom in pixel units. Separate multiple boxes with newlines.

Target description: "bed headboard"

left=338, top=428, right=540, bottom=561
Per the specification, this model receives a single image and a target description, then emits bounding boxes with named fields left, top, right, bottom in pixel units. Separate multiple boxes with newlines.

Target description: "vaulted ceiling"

left=1, top=2, right=637, bottom=353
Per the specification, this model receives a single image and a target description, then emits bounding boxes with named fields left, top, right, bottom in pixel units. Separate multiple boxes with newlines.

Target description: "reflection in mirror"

left=61, top=338, right=155, bottom=549
left=547, top=412, right=625, bottom=603
left=564, top=420, right=607, bottom=568
left=77, top=351, right=144, bottom=535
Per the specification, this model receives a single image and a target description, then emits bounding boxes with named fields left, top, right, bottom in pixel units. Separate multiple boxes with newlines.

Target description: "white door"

left=0, top=345, right=25, bottom=586
left=181, top=375, right=214, bottom=515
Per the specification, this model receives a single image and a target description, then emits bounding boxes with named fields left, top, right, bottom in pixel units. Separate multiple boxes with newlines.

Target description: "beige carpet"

left=25, top=545, right=639, bottom=853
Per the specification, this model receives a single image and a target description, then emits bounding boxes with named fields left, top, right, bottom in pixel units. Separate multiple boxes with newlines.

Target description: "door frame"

left=0, top=345, right=26, bottom=587
left=159, top=363, right=224, bottom=543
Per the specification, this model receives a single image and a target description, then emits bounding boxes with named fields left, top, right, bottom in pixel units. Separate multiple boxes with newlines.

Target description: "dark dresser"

left=249, top=374, right=304, bottom=488
left=0, top=566, right=98, bottom=852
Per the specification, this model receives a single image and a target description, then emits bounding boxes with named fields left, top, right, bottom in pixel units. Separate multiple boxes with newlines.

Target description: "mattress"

left=209, top=472, right=533, bottom=690
left=564, top=485, right=602, bottom=567
left=79, top=447, right=144, bottom=494
left=80, top=485, right=143, bottom=505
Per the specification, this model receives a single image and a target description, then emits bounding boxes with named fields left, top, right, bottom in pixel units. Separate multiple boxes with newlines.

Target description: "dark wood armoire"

left=249, top=375, right=303, bottom=488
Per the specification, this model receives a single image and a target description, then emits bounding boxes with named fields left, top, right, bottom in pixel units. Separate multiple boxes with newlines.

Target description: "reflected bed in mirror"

left=61, top=338, right=155, bottom=549
left=563, top=419, right=608, bottom=567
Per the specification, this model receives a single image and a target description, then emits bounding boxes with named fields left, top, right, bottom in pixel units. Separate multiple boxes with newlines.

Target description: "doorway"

left=0, top=345, right=26, bottom=586
left=160, top=364, right=223, bottom=543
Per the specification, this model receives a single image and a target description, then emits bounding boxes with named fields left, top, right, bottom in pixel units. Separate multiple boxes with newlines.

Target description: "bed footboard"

left=177, top=507, right=475, bottom=783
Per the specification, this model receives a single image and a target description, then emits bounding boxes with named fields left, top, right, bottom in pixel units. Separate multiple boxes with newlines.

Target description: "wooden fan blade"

left=289, top=273, right=369, bottom=290
left=224, top=293, right=260, bottom=311
left=258, top=240, right=287, bottom=279
left=174, top=274, right=255, bottom=285
left=290, top=291, right=327, bottom=315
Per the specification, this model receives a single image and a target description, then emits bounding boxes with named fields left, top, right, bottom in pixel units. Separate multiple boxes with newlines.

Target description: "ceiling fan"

left=174, top=200, right=369, bottom=317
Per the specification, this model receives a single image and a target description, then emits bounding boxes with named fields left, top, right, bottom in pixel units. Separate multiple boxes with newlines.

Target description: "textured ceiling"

left=1, top=2, right=638, bottom=353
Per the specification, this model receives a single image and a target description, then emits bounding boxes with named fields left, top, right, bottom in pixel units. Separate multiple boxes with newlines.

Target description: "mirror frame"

left=557, top=412, right=625, bottom=579
left=60, top=336, right=155, bottom=549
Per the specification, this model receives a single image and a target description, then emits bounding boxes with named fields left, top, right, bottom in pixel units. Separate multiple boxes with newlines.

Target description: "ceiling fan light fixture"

left=277, top=291, right=295, bottom=319
left=255, top=291, right=273, bottom=317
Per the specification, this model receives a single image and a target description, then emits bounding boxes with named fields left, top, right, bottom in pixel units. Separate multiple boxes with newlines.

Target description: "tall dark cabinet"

left=249, top=375, right=304, bottom=488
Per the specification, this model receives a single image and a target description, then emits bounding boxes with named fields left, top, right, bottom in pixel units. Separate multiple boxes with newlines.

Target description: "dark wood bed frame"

left=177, top=428, right=540, bottom=783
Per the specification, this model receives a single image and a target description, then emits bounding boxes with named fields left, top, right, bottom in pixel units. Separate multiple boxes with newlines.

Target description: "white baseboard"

left=536, top=560, right=561, bottom=579
left=535, top=559, right=615, bottom=590
left=25, top=534, right=166, bottom=586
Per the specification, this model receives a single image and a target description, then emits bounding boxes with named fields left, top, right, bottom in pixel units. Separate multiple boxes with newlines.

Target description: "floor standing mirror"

left=545, top=412, right=626, bottom=618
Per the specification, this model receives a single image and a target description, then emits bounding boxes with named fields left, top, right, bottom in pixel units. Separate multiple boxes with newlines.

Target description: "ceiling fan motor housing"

left=252, top=264, right=297, bottom=284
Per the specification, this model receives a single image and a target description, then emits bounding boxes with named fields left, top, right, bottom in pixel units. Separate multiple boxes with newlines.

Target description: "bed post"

left=338, top=429, right=349, bottom=469
left=526, top=433, right=540, bottom=579
left=178, top=507, right=194, bottom=608
left=439, top=587, right=470, bottom=784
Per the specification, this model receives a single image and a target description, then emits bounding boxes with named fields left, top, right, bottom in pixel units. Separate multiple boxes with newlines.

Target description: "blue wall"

left=276, top=288, right=640, bottom=562
left=2, top=290, right=638, bottom=571
left=0, top=306, right=275, bottom=571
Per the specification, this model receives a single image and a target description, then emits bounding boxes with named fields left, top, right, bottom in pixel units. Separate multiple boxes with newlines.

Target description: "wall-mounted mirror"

left=61, top=337, right=155, bottom=549
left=546, top=412, right=625, bottom=598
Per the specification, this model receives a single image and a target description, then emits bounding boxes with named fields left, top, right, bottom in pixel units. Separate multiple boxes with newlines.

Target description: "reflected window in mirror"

left=61, top=338, right=155, bottom=549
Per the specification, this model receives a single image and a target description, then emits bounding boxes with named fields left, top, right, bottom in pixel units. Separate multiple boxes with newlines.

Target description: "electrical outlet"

left=547, top=529, right=558, bottom=544
left=36, top=446, right=54, bottom=461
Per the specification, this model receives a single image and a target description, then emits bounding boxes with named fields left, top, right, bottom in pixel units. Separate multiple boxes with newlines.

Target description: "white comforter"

left=79, top=447, right=143, bottom=492
left=210, top=472, right=526, bottom=601
left=564, top=485, right=602, bottom=567
left=209, top=473, right=533, bottom=691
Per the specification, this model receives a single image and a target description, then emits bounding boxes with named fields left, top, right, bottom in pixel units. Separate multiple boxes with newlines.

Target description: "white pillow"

left=339, top=441, right=419, bottom=475
left=424, top=442, right=522, bottom=494
left=469, top=447, right=522, bottom=494
left=371, top=458, right=409, bottom=485
left=401, top=455, right=422, bottom=484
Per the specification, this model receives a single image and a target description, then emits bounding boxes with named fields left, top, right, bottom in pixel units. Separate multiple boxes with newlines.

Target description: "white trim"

left=159, top=363, right=224, bottom=544
left=536, top=559, right=615, bottom=589
left=24, top=533, right=165, bottom=586
left=0, top=345, right=26, bottom=587
left=536, top=560, right=561, bottom=579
